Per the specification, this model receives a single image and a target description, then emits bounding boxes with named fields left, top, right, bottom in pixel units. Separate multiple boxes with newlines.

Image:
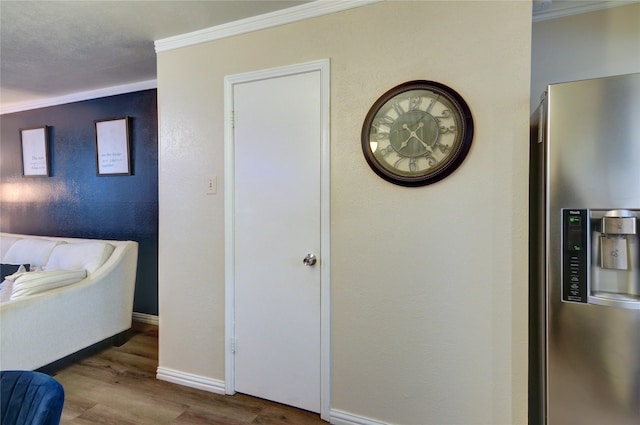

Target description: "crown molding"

left=155, top=0, right=382, bottom=53
left=6, top=0, right=631, bottom=114
left=533, top=0, right=639, bottom=22
left=0, top=80, right=157, bottom=115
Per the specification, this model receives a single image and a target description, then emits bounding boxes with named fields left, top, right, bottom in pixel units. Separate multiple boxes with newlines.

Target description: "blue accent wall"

left=0, top=90, right=158, bottom=315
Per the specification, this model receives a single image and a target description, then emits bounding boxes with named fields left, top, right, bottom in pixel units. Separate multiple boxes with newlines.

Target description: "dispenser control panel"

left=562, top=209, right=588, bottom=303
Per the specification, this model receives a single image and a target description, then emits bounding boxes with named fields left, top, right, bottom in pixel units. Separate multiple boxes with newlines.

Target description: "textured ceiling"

left=0, top=1, right=634, bottom=111
left=0, top=0, right=306, bottom=110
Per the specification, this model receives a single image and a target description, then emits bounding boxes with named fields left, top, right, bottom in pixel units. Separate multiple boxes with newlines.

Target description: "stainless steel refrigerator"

left=530, top=73, right=640, bottom=425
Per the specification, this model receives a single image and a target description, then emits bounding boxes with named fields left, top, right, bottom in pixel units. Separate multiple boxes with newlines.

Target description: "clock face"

left=362, top=80, right=473, bottom=186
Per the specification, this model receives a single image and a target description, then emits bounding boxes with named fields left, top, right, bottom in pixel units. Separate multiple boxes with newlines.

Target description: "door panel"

left=233, top=70, right=321, bottom=413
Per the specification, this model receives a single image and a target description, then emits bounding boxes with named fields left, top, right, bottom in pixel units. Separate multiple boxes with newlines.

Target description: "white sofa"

left=0, top=232, right=138, bottom=371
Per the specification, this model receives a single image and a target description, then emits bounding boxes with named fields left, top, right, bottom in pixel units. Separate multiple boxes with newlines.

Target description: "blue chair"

left=0, top=370, right=64, bottom=425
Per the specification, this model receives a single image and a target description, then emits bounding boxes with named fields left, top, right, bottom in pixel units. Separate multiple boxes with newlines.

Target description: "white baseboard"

left=132, top=312, right=159, bottom=325
left=156, top=367, right=225, bottom=395
left=330, top=409, right=390, bottom=425
left=156, top=365, right=388, bottom=425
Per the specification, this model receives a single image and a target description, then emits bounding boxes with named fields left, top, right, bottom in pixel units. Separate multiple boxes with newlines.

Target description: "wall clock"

left=361, top=80, right=473, bottom=187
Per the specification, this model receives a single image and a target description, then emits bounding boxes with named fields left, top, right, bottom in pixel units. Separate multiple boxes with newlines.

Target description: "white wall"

left=531, top=2, right=640, bottom=111
left=157, top=1, right=531, bottom=424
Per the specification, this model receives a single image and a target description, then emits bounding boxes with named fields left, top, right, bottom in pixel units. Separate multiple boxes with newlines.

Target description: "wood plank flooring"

left=51, top=323, right=326, bottom=424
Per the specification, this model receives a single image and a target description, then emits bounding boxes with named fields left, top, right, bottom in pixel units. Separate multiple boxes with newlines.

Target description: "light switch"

left=206, top=175, right=217, bottom=195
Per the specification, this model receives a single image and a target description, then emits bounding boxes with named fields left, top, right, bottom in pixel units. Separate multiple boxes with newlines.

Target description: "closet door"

left=232, top=67, right=322, bottom=413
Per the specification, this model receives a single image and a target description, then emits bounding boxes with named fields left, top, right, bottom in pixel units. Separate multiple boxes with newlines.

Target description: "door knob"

left=303, top=253, right=317, bottom=266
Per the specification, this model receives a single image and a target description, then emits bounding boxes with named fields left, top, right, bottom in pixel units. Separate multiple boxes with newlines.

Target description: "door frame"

left=223, top=59, right=331, bottom=420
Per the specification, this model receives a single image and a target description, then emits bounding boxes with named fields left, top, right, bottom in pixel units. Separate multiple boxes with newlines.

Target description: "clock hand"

left=400, top=122, right=425, bottom=149
left=400, top=122, right=433, bottom=152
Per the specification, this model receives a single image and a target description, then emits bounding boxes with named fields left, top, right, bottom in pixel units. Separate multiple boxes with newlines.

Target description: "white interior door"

left=225, top=61, right=329, bottom=416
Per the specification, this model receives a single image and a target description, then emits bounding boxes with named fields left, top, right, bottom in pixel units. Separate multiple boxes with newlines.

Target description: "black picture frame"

left=21, top=126, right=50, bottom=177
left=95, top=116, right=131, bottom=176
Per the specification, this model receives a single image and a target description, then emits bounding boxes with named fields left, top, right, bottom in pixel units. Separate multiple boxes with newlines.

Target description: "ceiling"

left=0, top=0, right=308, bottom=111
left=0, top=0, right=633, bottom=113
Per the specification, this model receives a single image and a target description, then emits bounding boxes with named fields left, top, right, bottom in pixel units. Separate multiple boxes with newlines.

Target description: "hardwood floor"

left=52, top=323, right=326, bottom=424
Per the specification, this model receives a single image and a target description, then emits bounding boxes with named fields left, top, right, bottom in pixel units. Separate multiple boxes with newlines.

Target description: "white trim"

left=318, top=58, right=332, bottom=425
left=132, top=312, right=159, bottom=325
left=331, top=409, right=391, bottom=425
left=224, top=59, right=331, bottom=421
left=156, top=367, right=225, bottom=394
left=0, top=80, right=157, bottom=115
left=532, top=0, right=639, bottom=22
left=223, top=69, right=236, bottom=397
left=155, top=0, right=381, bottom=52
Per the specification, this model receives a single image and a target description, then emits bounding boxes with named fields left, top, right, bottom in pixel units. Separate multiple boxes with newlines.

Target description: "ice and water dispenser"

left=563, top=209, right=640, bottom=307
